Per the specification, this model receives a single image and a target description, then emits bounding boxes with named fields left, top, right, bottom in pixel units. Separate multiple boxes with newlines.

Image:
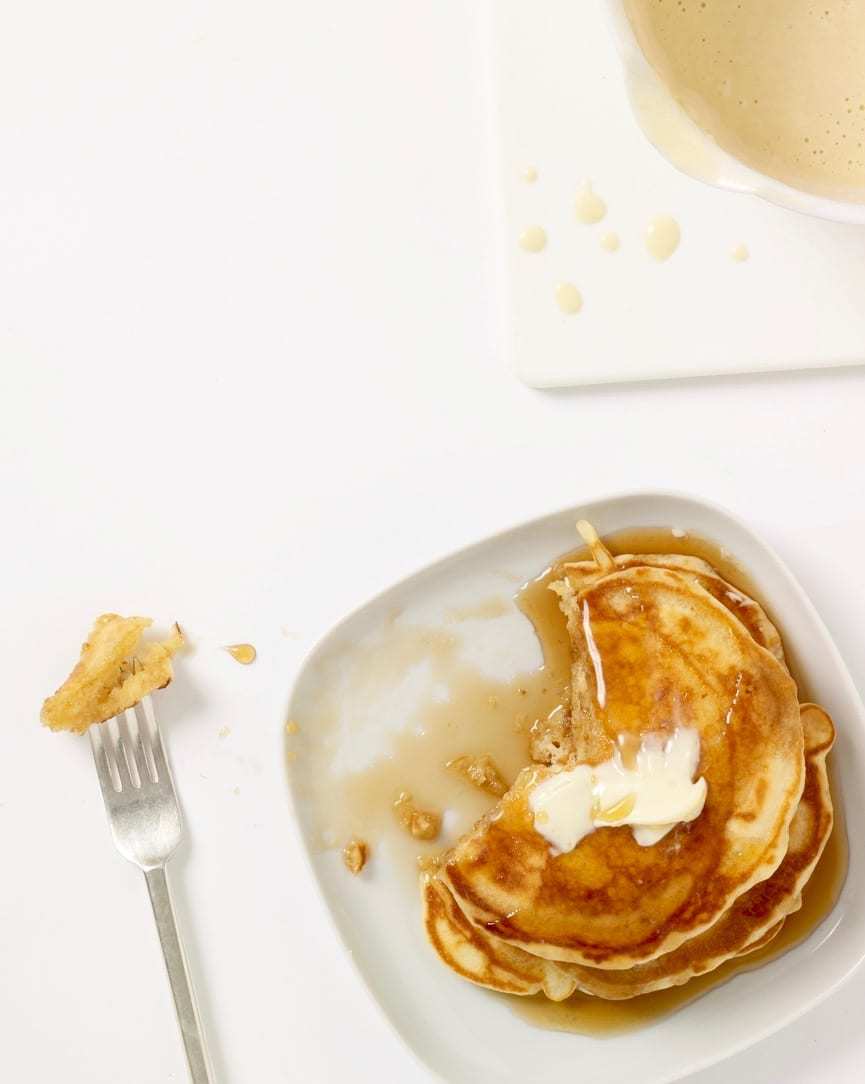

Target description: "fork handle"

left=145, top=866, right=214, bottom=1084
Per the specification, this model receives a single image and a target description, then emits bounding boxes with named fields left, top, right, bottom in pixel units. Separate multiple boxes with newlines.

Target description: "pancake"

left=41, top=615, right=184, bottom=733
left=737, top=919, right=784, bottom=957
left=555, top=702, right=833, bottom=995
left=558, top=546, right=786, bottom=668
left=532, top=533, right=785, bottom=765
left=443, top=559, right=804, bottom=968
left=424, top=704, right=833, bottom=998
left=423, top=873, right=577, bottom=1001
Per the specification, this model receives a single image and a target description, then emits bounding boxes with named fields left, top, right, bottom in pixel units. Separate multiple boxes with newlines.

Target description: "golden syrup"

left=617, top=731, right=641, bottom=771
left=225, top=643, right=257, bottom=664
left=447, top=598, right=511, bottom=622
left=293, top=609, right=568, bottom=892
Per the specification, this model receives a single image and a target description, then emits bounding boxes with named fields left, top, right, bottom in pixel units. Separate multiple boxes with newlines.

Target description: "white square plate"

left=286, top=493, right=865, bottom=1084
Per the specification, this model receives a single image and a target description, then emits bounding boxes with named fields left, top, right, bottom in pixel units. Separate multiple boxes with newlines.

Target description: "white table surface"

left=1, top=3, right=863, bottom=1082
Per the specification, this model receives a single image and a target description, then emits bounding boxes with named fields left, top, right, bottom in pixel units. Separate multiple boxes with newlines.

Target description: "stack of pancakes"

left=423, top=525, right=835, bottom=1001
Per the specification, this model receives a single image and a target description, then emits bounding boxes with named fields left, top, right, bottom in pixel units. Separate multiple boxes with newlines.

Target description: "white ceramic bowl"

left=601, top=1, right=865, bottom=226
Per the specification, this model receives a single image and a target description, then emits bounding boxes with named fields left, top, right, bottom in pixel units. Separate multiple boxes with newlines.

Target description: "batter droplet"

left=645, top=216, right=681, bottom=261
left=519, top=225, right=547, bottom=253
left=555, top=283, right=583, bottom=315
left=575, top=183, right=607, bottom=224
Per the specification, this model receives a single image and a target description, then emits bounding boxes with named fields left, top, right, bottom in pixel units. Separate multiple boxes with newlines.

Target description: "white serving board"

left=489, top=0, right=865, bottom=387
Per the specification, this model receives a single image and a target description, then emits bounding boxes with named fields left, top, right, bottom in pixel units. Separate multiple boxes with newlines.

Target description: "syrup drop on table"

left=521, top=166, right=539, bottom=183
left=731, top=243, right=750, bottom=262
left=225, top=643, right=256, bottom=664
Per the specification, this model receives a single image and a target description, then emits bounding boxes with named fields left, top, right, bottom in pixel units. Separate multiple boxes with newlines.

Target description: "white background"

left=1, top=2, right=863, bottom=1082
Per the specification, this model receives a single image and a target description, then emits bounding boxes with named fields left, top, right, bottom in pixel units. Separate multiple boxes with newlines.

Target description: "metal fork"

left=89, top=696, right=213, bottom=1084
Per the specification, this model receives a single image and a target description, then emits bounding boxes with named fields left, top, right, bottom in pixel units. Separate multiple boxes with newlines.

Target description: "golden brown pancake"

left=736, top=919, right=785, bottom=957
left=557, top=703, right=833, bottom=995
left=423, top=874, right=577, bottom=1001
left=444, top=564, right=804, bottom=968
left=532, top=540, right=785, bottom=766
left=558, top=550, right=785, bottom=667
left=41, top=615, right=184, bottom=733
left=424, top=704, right=833, bottom=998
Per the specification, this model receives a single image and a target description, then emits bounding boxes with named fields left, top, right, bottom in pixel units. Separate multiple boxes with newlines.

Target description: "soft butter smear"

left=528, top=727, right=707, bottom=851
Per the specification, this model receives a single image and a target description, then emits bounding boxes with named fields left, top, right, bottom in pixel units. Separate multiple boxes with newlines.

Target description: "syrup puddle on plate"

left=292, top=527, right=847, bottom=1034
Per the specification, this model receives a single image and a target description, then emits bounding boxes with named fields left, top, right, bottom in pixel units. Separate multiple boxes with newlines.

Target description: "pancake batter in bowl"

left=623, top=0, right=865, bottom=203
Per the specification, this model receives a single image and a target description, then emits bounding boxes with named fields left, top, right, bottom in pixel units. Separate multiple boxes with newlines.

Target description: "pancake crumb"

left=285, top=719, right=300, bottom=734
left=447, top=754, right=508, bottom=797
left=41, top=616, right=184, bottom=733
left=394, top=792, right=441, bottom=840
left=343, top=838, right=369, bottom=875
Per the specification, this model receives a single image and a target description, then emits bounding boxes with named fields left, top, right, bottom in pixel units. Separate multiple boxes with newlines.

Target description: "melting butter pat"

left=528, top=727, right=707, bottom=851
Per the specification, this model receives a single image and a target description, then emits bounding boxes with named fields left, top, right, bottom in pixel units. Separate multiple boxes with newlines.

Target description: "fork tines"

left=89, top=697, right=167, bottom=794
